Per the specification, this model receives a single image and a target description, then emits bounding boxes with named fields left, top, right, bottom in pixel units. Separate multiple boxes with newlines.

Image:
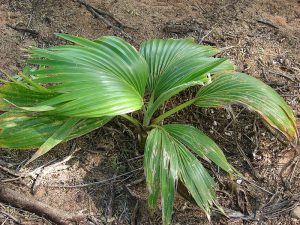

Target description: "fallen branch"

left=0, top=183, right=85, bottom=225
left=259, top=193, right=300, bottom=219
left=6, top=24, right=39, bottom=36
left=269, top=70, right=297, bottom=83
left=0, top=165, right=19, bottom=178
left=256, top=18, right=279, bottom=29
left=76, top=0, right=135, bottom=42
left=77, top=0, right=123, bottom=28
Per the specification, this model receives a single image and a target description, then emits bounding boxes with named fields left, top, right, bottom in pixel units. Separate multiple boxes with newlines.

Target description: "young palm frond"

left=0, top=34, right=297, bottom=225
left=145, top=124, right=236, bottom=225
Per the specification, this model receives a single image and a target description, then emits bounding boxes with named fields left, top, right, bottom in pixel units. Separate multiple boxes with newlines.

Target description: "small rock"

left=236, top=179, right=242, bottom=185
left=283, top=58, right=291, bottom=66
left=225, top=131, right=233, bottom=136
left=291, top=206, right=300, bottom=219
left=279, top=58, right=284, bottom=64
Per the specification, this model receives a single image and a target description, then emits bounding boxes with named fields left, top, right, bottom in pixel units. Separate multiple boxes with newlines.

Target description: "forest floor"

left=0, top=0, right=300, bottom=224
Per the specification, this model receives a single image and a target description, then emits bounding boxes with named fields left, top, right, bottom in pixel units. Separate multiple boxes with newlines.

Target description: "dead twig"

left=228, top=106, right=260, bottom=178
left=224, top=108, right=245, bottom=131
left=47, top=167, right=143, bottom=188
left=76, top=0, right=135, bottom=42
left=163, top=23, right=197, bottom=34
left=252, top=116, right=260, bottom=159
left=1, top=147, right=80, bottom=191
left=199, top=29, right=213, bottom=43
left=259, top=193, right=300, bottom=219
left=257, top=58, right=268, bottom=81
left=126, top=177, right=145, bottom=188
left=0, top=165, right=19, bottom=178
left=279, top=150, right=299, bottom=189
left=218, top=45, right=242, bottom=52
left=77, top=0, right=134, bottom=29
left=259, top=188, right=282, bottom=212
left=241, top=178, right=274, bottom=195
left=289, top=158, right=299, bottom=183
left=0, top=209, right=21, bottom=224
left=256, top=18, right=279, bottom=29
left=268, top=70, right=297, bottom=83
left=87, top=215, right=101, bottom=225
left=107, top=173, right=117, bottom=225
left=125, top=185, right=142, bottom=200
left=1, top=146, right=80, bottom=185
left=22, top=16, right=33, bottom=40
left=212, top=207, right=255, bottom=221
left=30, top=145, right=81, bottom=194
left=6, top=24, right=39, bottom=36
left=131, top=200, right=139, bottom=225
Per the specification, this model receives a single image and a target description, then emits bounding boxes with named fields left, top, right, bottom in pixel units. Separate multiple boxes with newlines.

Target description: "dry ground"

left=0, top=0, right=300, bottom=224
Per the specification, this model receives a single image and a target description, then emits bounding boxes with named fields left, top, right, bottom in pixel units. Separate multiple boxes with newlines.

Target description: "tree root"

left=0, top=183, right=85, bottom=225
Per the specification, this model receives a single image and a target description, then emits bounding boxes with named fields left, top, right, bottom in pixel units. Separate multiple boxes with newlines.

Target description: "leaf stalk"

left=152, top=98, right=197, bottom=125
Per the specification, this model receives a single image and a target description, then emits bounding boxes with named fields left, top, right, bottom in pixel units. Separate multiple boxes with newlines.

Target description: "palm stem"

left=121, top=114, right=142, bottom=128
left=152, top=99, right=197, bottom=125
left=143, top=92, right=155, bottom=126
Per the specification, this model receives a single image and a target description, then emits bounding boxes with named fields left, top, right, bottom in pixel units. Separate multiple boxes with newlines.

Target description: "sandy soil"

left=0, top=0, right=299, bottom=224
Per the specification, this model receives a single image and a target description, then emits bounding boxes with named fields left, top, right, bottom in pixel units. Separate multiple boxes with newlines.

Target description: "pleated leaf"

left=144, top=128, right=162, bottom=210
left=0, top=112, right=65, bottom=149
left=164, top=124, right=236, bottom=174
left=144, top=127, right=178, bottom=225
left=140, top=38, right=234, bottom=99
left=143, top=80, right=205, bottom=125
left=0, top=112, right=112, bottom=159
left=195, top=72, right=298, bottom=142
left=16, top=34, right=149, bottom=117
left=145, top=125, right=222, bottom=225
left=27, top=117, right=81, bottom=163
left=0, top=82, right=58, bottom=111
left=140, top=38, right=234, bottom=125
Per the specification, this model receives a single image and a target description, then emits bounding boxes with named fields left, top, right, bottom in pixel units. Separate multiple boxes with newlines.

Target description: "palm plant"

left=0, top=34, right=297, bottom=225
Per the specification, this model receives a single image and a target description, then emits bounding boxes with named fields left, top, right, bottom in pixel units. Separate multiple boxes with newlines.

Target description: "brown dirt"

left=0, top=0, right=300, bottom=224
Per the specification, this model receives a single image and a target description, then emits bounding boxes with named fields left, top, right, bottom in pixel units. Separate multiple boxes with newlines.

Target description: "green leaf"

left=195, top=72, right=298, bottom=142
left=164, top=124, right=236, bottom=174
left=140, top=38, right=234, bottom=99
left=0, top=112, right=112, bottom=151
left=0, top=112, right=64, bottom=149
left=144, top=128, right=178, bottom=225
left=0, top=82, right=58, bottom=111
left=144, top=128, right=162, bottom=210
left=66, top=116, right=112, bottom=141
left=143, top=80, right=205, bottom=125
left=145, top=125, right=225, bottom=224
left=12, top=34, right=149, bottom=117
left=140, top=38, right=234, bottom=125
left=27, top=117, right=81, bottom=164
